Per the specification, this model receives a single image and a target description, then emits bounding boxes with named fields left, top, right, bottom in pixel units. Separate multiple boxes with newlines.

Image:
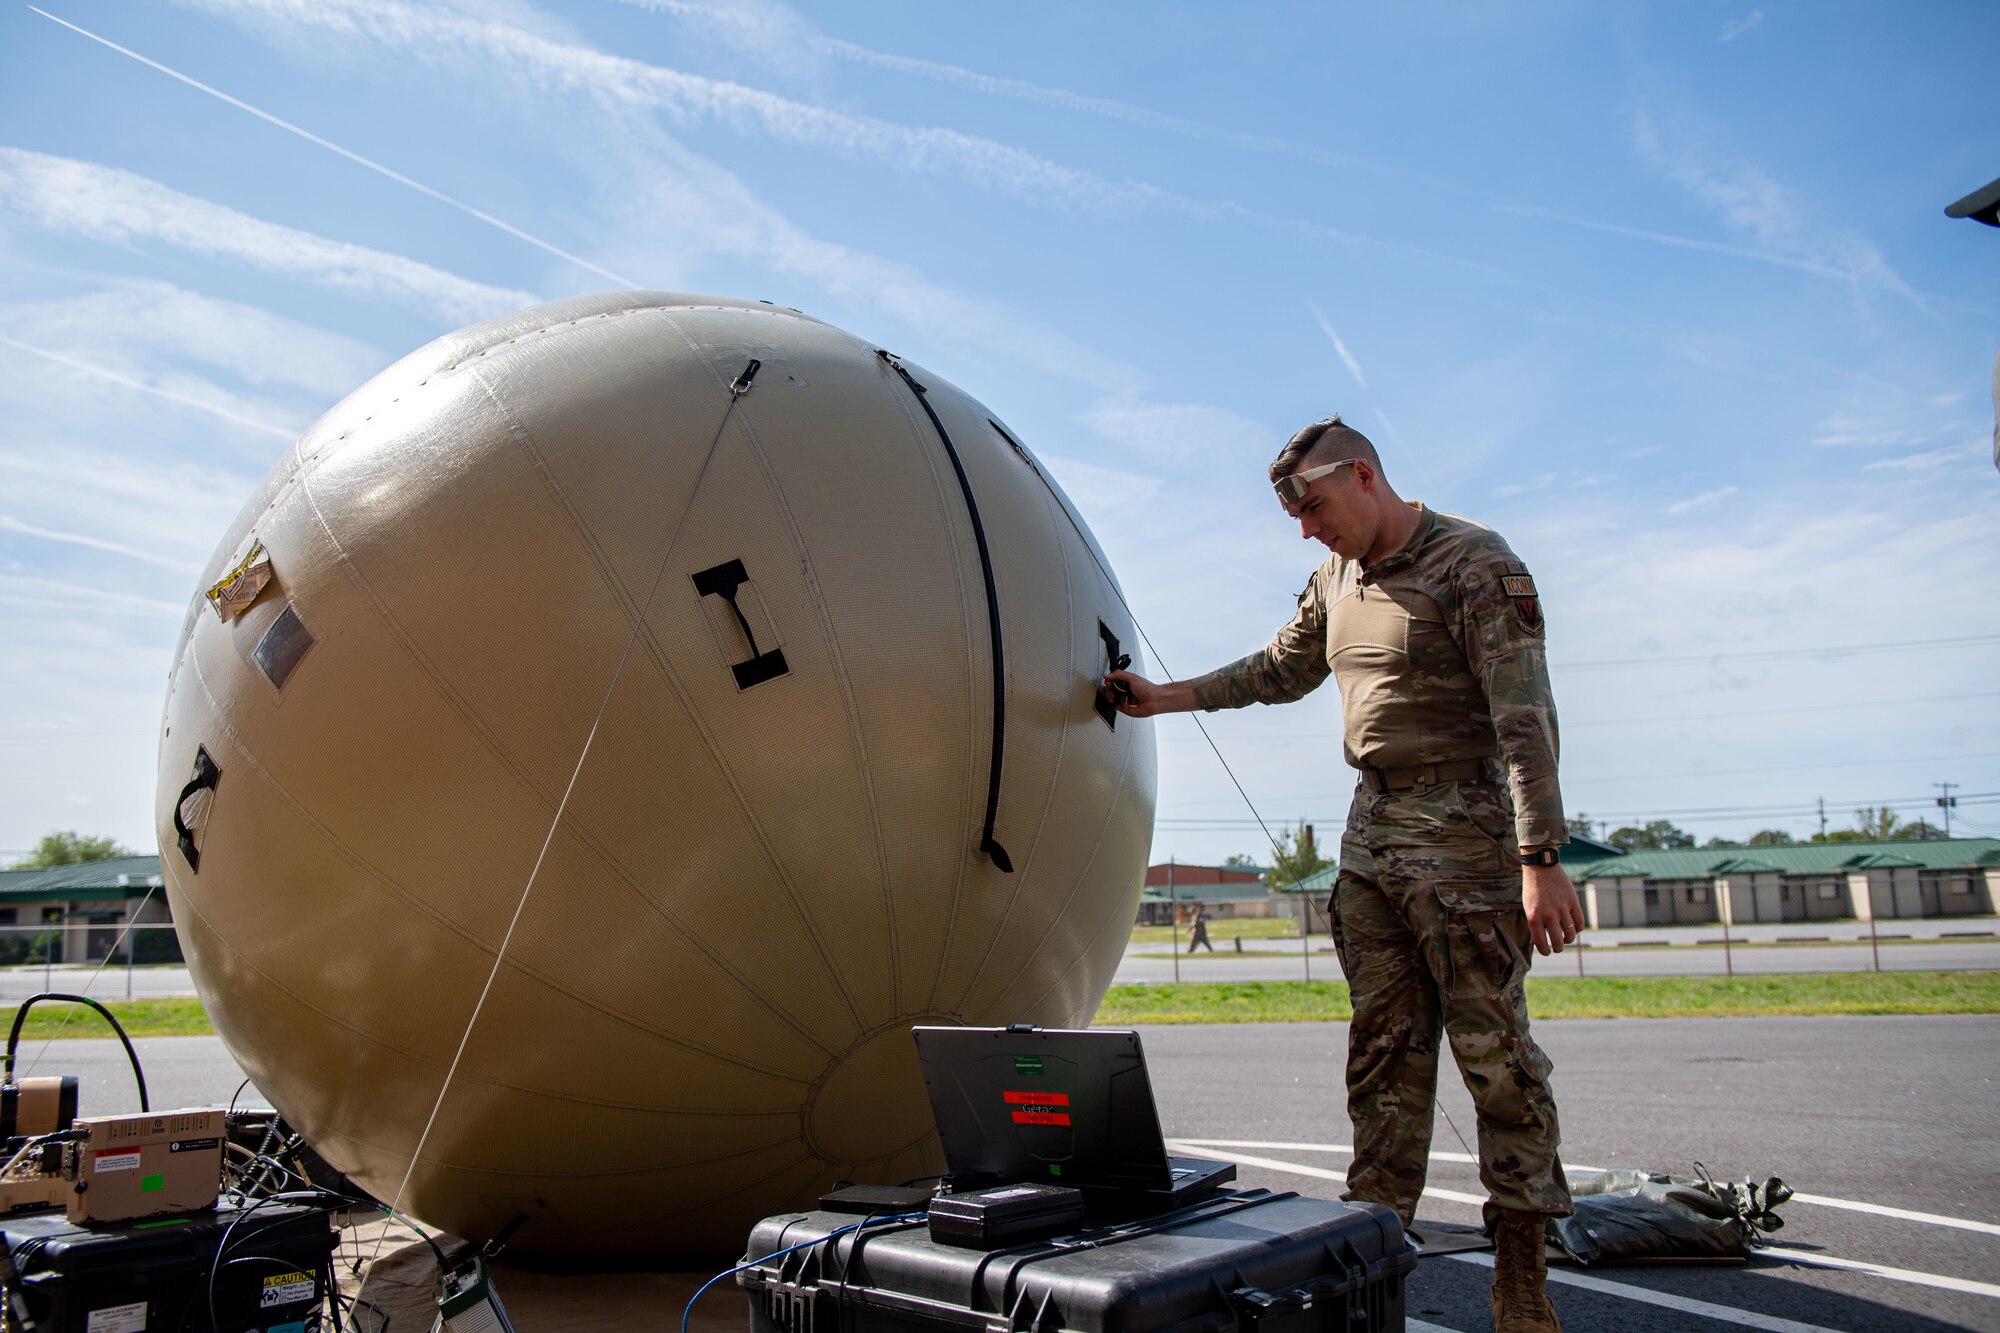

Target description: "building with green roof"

left=1564, top=837, right=1998, bottom=928
left=0, top=855, right=174, bottom=964
left=1255, top=837, right=1997, bottom=931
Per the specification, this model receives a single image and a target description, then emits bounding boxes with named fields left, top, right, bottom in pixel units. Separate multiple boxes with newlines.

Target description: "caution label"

left=91, top=1147, right=142, bottom=1173
left=1002, top=1091, right=1069, bottom=1106
left=169, top=1138, right=220, bottom=1154
left=261, top=1271, right=317, bottom=1308
left=85, top=1302, right=146, bottom=1333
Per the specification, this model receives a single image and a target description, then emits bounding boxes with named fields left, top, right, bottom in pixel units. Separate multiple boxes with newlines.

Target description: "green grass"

left=0, top=998, right=215, bottom=1040
left=9, top=972, right=1997, bottom=1041
left=1129, top=918, right=1305, bottom=944
left=1094, top=971, right=2000, bottom=1025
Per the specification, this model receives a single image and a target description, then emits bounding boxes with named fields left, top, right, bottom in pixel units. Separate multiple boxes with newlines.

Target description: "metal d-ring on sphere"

left=155, top=292, right=1155, bottom=1259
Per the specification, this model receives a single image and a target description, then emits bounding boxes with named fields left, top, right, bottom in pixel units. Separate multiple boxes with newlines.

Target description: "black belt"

left=1359, top=758, right=1490, bottom=793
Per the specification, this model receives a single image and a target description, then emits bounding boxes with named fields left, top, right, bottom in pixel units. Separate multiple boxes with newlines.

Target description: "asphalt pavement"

left=22, top=1014, right=2000, bottom=1332
left=14, top=928, right=1997, bottom=1002
left=1147, top=1016, right=2000, bottom=1332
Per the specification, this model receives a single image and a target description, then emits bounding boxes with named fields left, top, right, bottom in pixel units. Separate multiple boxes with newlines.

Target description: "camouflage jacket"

left=1190, top=505, right=1567, bottom=848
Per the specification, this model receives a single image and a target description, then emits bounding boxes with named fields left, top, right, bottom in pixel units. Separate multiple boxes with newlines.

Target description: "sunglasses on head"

left=1273, top=458, right=1358, bottom=504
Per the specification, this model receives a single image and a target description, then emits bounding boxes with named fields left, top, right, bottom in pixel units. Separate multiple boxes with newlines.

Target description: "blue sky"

left=2, top=0, right=1996, bottom=865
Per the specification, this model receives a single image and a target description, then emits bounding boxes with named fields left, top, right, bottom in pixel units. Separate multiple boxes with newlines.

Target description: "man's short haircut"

left=1268, top=414, right=1383, bottom=483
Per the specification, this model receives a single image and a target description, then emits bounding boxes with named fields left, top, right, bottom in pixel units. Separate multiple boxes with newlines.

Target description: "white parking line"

left=1786, top=1192, right=2000, bottom=1239
left=1172, top=1138, right=2000, bottom=1238
left=1450, top=1252, right=1842, bottom=1333
left=1759, top=1248, right=2000, bottom=1300
left=1178, top=1142, right=2000, bottom=1314
left=1170, top=1143, right=1486, bottom=1206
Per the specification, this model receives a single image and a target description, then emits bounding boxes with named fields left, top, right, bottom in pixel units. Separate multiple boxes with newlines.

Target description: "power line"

left=1553, top=632, right=2000, bottom=672
left=1561, top=750, right=2000, bottom=787
left=1158, top=791, right=2000, bottom=831
left=1568, top=690, right=2000, bottom=728
left=1160, top=689, right=2000, bottom=741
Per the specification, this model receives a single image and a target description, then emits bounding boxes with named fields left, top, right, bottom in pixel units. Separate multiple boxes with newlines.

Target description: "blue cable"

left=682, top=1213, right=927, bottom=1333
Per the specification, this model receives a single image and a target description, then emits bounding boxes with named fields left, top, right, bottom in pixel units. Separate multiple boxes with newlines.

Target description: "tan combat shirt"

left=1190, top=504, right=1567, bottom=848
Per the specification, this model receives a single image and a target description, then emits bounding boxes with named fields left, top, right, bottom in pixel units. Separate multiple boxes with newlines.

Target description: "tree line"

left=1223, top=803, right=1958, bottom=877
left=1570, top=807, right=1951, bottom=851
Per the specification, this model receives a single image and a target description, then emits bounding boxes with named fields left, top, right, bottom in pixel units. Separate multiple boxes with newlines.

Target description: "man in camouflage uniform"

left=1106, top=416, right=1585, bottom=1333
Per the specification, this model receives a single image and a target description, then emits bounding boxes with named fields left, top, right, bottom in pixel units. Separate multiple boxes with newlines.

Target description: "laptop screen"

left=911, top=1026, right=1174, bottom=1192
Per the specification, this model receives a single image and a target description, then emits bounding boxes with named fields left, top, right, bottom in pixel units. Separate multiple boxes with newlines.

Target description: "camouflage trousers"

left=1330, top=775, right=1571, bottom=1228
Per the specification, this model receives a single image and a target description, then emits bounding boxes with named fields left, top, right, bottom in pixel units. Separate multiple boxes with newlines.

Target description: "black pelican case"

left=739, top=1188, right=1416, bottom=1333
left=0, top=1197, right=337, bottom=1332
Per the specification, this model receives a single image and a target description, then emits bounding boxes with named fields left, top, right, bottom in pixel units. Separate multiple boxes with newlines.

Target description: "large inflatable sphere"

left=155, top=292, right=1155, bottom=1258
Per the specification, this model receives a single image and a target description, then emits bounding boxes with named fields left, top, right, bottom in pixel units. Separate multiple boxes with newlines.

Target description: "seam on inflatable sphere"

left=431, top=303, right=809, bottom=380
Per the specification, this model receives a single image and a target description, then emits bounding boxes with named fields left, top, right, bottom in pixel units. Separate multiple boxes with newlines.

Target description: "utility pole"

left=1936, top=783, right=1959, bottom=836
left=1817, top=797, right=1827, bottom=840
left=1299, top=826, right=1314, bottom=983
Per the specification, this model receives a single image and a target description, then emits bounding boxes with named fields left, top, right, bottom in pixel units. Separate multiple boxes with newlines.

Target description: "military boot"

left=1489, top=1208, right=1560, bottom=1333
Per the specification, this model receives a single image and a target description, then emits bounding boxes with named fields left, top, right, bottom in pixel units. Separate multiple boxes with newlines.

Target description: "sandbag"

left=1548, top=1164, right=1791, bottom=1265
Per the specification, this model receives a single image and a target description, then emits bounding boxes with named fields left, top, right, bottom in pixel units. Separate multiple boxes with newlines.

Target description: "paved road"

left=0, top=963, right=205, bottom=1001
left=1128, top=917, right=2000, bottom=953
left=23, top=1016, right=2000, bottom=1331
left=24, top=933, right=1996, bottom=1004
left=1118, top=939, right=2000, bottom=983
left=1148, top=1016, right=2000, bottom=1332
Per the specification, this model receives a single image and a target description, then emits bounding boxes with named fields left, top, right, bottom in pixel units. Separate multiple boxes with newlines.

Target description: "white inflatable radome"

left=156, top=292, right=1155, bottom=1258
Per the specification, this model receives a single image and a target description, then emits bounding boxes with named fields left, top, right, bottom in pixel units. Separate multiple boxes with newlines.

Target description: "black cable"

left=683, top=1213, right=926, bottom=1333
left=3, top=993, right=147, bottom=1110
left=833, top=1209, right=928, bottom=1316
left=193, top=1188, right=358, bottom=1333
left=880, top=351, right=1014, bottom=873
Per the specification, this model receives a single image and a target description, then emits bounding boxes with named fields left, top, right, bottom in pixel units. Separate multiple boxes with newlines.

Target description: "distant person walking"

left=1187, top=906, right=1214, bottom=953
left=1105, top=415, right=1585, bottom=1333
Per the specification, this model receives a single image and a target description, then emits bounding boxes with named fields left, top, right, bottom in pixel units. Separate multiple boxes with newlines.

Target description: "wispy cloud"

left=176, top=0, right=1169, bottom=212
left=1038, top=455, right=1162, bottom=516
left=1494, top=473, right=1556, bottom=498
left=0, top=331, right=297, bottom=439
left=1503, top=205, right=1853, bottom=282
left=1666, top=484, right=1737, bottom=514
left=585, top=116, right=1144, bottom=392
left=3, top=278, right=382, bottom=399
left=1863, top=445, right=1982, bottom=473
left=1628, top=102, right=1914, bottom=300
left=1306, top=301, right=1367, bottom=389
left=0, top=147, right=539, bottom=323
left=1807, top=410, right=1943, bottom=450
left=0, top=575, right=184, bottom=618
left=165, top=0, right=1487, bottom=272
left=0, top=516, right=195, bottom=572
left=1080, top=401, right=1272, bottom=462
left=1720, top=11, right=1765, bottom=42
left=29, top=5, right=635, bottom=289
left=0, top=445, right=256, bottom=564
left=614, top=0, right=1390, bottom=174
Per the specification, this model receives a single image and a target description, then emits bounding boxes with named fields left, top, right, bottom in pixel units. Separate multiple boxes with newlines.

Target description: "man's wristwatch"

left=1518, top=847, right=1560, bottom=867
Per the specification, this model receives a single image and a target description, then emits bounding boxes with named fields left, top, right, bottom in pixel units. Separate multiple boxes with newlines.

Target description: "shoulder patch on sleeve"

left=1501, top=561, right=1543, bottom=633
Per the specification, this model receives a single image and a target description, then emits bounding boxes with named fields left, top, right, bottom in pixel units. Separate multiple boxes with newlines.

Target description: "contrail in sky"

left=28, top=7, right=636, bottom=289
left=0, top=332, right=297, bottom=439
left=0, top=515, right=194, bottom=572
left=1306, top=300, right=1368, bottom=389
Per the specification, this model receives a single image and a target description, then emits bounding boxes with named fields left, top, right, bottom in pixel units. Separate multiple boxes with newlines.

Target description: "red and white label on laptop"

left=1003, top=1089, right=1071, bottom=1126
